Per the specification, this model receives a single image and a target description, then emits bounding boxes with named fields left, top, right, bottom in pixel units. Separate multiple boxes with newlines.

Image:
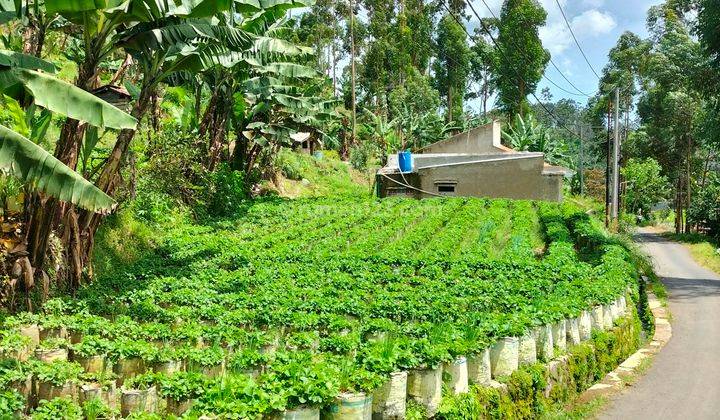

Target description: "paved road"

left=600, top=229, right=720, bottom=419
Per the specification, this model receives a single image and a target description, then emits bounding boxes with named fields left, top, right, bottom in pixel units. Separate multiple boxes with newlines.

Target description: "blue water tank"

left=398, top=150, right=413, bottom=173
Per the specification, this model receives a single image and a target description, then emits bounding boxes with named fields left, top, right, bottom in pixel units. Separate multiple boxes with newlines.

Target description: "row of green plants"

left=1, top=197, right=640, bottom=417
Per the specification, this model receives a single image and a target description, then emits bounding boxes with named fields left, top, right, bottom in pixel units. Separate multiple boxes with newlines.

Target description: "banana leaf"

left=0, top=49, right=56, bottom=73
left=0, top=124, right=116, bottom=213
left=4, top=68, right=137, bottom=130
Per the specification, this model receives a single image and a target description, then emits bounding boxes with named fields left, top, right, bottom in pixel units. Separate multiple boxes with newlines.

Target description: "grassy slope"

left=663, top=232, right=720, bottom=274
left=92, top=151, right=373, bottom=279
left=269, top=150, right=375, bottom=198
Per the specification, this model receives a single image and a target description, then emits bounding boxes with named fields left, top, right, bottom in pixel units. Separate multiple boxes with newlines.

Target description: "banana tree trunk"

left=24, top=54, right=100, bottom=280
left=66, top=86, right=154, bottom=288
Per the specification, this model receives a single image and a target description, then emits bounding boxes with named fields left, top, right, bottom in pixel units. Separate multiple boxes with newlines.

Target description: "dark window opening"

left=438, top=184, right=455, bottom=193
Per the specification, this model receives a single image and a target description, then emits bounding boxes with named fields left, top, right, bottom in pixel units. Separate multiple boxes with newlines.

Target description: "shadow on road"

left=661, top=276, right=720, bottom=300
left=632, top=232, right=672, bottom=244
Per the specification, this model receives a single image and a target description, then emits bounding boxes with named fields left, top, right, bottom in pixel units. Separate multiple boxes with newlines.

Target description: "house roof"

left=92, top=84, right=131, bottom=99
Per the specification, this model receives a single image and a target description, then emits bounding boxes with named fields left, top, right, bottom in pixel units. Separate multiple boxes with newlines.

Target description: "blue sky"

left=466, top=0, right=663, bottom=110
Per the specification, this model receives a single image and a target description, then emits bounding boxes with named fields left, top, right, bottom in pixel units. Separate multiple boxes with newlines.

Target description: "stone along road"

left=601, top=229, right=720, bottom=419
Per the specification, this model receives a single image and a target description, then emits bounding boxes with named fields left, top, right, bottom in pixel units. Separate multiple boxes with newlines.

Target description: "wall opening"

left=435, top=181, right=457, bottom=196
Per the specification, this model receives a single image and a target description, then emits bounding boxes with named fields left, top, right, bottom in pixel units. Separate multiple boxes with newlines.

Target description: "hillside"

left=0, top=191, right=646, bottom=418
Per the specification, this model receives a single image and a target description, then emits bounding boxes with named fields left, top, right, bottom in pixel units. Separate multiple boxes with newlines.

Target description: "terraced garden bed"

left=0, top=197, right=642, bottom=418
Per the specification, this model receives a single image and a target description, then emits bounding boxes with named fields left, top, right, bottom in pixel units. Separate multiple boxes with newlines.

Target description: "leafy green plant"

left=123, top=372, right=158, bottom=391
left=70, top=335, right=111, bottom=358
left=185, top=346, right=225, bottom=369
left=157, top=371, right=209, bottom=401
left=37, top=337, right=69, bottom=351
left=81, top=397, right=115, bottom=420
left=0, top=389, right=24, bottom=417
left=227, top=348, right=267, bottom=373
left=0, top=330, right=30, bottom=356
left=31, top=397, right=83, bottom=420
left=32, top=360, right=83, bottom=386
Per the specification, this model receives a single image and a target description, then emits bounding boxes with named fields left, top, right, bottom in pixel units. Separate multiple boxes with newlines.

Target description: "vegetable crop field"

left=0, top=197, right=639, bottom=418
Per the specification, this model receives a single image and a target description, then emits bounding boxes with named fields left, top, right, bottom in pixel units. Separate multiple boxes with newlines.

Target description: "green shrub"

left=81, top=397, right=115, bottom=420
left=349, top=142, right=377, bottom=171
left=0, top=390, right=24, bottom=417
left=275, top=148, right=309, bottom=180
left=204, top=163, right=249, bottom=218
left=31, top=397, right=82, bottom=420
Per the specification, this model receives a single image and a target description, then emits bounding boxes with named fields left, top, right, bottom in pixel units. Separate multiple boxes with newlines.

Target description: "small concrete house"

left=377, top=121, right=570, bottom=202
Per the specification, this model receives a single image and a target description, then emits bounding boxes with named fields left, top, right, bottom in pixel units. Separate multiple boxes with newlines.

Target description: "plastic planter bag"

left=39, top=326, right=67, bottom=341
left=270, top=406, right=320, bottom=420
left=591, top=306, right=605, bottom=330
left=201, top=362, right=224, bottom=378
left=618, top=296, right=627, bottom=315
left=552, top=320, right=567, bottom=352
left=443, top=357, right=469, bottom=394
left=74, top=355, right=106, bottom=374
left=321, top=392, right=372, bottom=420
left=121, top=386, right=157, bottom=417
left=372, top=371, right=407, bottom=419
left=534, top=325, right=553, bottom=361
left=407, top=366, right=442, bottom=417
left=609, top=300, right=620, bottom=321
left=79, top=383, right=117, bottom=411
left=37, top=380, right=76, bottom=402
left=35, top=347, right=68, bottom=363
left=152, top=360, right=183, bottom=376
left=115, top=357, right=145, bottom=386
left=603, top=304, right=614, bottom=330
left=566, top=318, right=581, bottom=346
left=519, top=333, right=537, bottom=365
left=490, top=337, right=519, bottom=378
left=579, top=311, right=592, bottom=341
left=8, top=374, right=32, bottom=404
left=19, top=324, right=39, bottom=349
left=166, top=398, right=194, bottom=417
left=467, top=349, right=492, bottom=385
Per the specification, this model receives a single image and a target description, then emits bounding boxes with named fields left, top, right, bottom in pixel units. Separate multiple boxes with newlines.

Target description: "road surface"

left=600, top=229, right=720, bottom=419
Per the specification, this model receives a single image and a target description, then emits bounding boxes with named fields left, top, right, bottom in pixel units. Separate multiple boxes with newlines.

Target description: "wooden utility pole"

left=349, top=0, right=356, bottom=146
left=612, top=88, right=621, bottom=223
left=605, top=99, right=612, bottom=228
left=578, top=122, right=584, bottom=196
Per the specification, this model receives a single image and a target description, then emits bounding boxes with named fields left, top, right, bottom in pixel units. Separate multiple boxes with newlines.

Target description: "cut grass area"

left=663, top=232, right=720, bottom=276
left=540, top=397, right=608, bottom=420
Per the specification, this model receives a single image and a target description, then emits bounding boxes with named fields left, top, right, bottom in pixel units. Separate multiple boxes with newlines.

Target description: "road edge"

left=578, top=290, right=671, bottom=404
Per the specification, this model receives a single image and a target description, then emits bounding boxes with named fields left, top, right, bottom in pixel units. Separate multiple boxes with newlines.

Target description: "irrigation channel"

left=601, top=228, right=720, bottom=419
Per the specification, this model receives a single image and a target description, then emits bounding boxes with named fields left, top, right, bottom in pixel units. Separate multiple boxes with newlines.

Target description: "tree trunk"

left=63, top=86, right=154, bottom=288
left=24, top=53, right=99, bottom=276
left=447, top=86, right=453, bottom=124
left=109, top=54, right=133, bottom=86
left=349, top=0, right=356, bottom=148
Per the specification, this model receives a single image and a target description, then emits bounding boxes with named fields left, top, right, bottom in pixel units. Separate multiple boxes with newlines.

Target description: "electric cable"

left=472, top=0, right=595, bottom=97
left=442, top=1, right=584, bottom=141
left=554, top=0, right=602, bottom=80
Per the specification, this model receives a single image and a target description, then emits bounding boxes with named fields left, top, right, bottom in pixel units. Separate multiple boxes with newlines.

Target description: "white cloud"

left=467, top=0, right=616, bottom=59
left=571, top=9, right=617, bottom=37
left=538, top=7, right=616, bottom=56
left=540, top=22, right=573, bottom=56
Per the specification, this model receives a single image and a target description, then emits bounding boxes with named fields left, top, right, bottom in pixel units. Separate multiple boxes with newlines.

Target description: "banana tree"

left=20, top=0, right=238, bottom=288
left=0, top=50, right=134, bottom=211
left=0, top=0, right=58, bottom=57
left=501, top=114, right=571, bottom=167
left=0, top=48, right=135, bottom=303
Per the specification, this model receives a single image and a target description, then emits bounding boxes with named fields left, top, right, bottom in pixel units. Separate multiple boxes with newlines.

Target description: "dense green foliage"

left=1, top=195, right=641, bottom=417
left=621, top=158, right=671, bottom=221
left=437, top=313, right=642, bottom=419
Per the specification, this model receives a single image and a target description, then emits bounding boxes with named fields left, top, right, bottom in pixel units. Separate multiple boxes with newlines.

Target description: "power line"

left=441, top=1, right=582, bottom=140
left=554, top=0, right=602, bottom=80
left=472, top=0, right=595, bottom=97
